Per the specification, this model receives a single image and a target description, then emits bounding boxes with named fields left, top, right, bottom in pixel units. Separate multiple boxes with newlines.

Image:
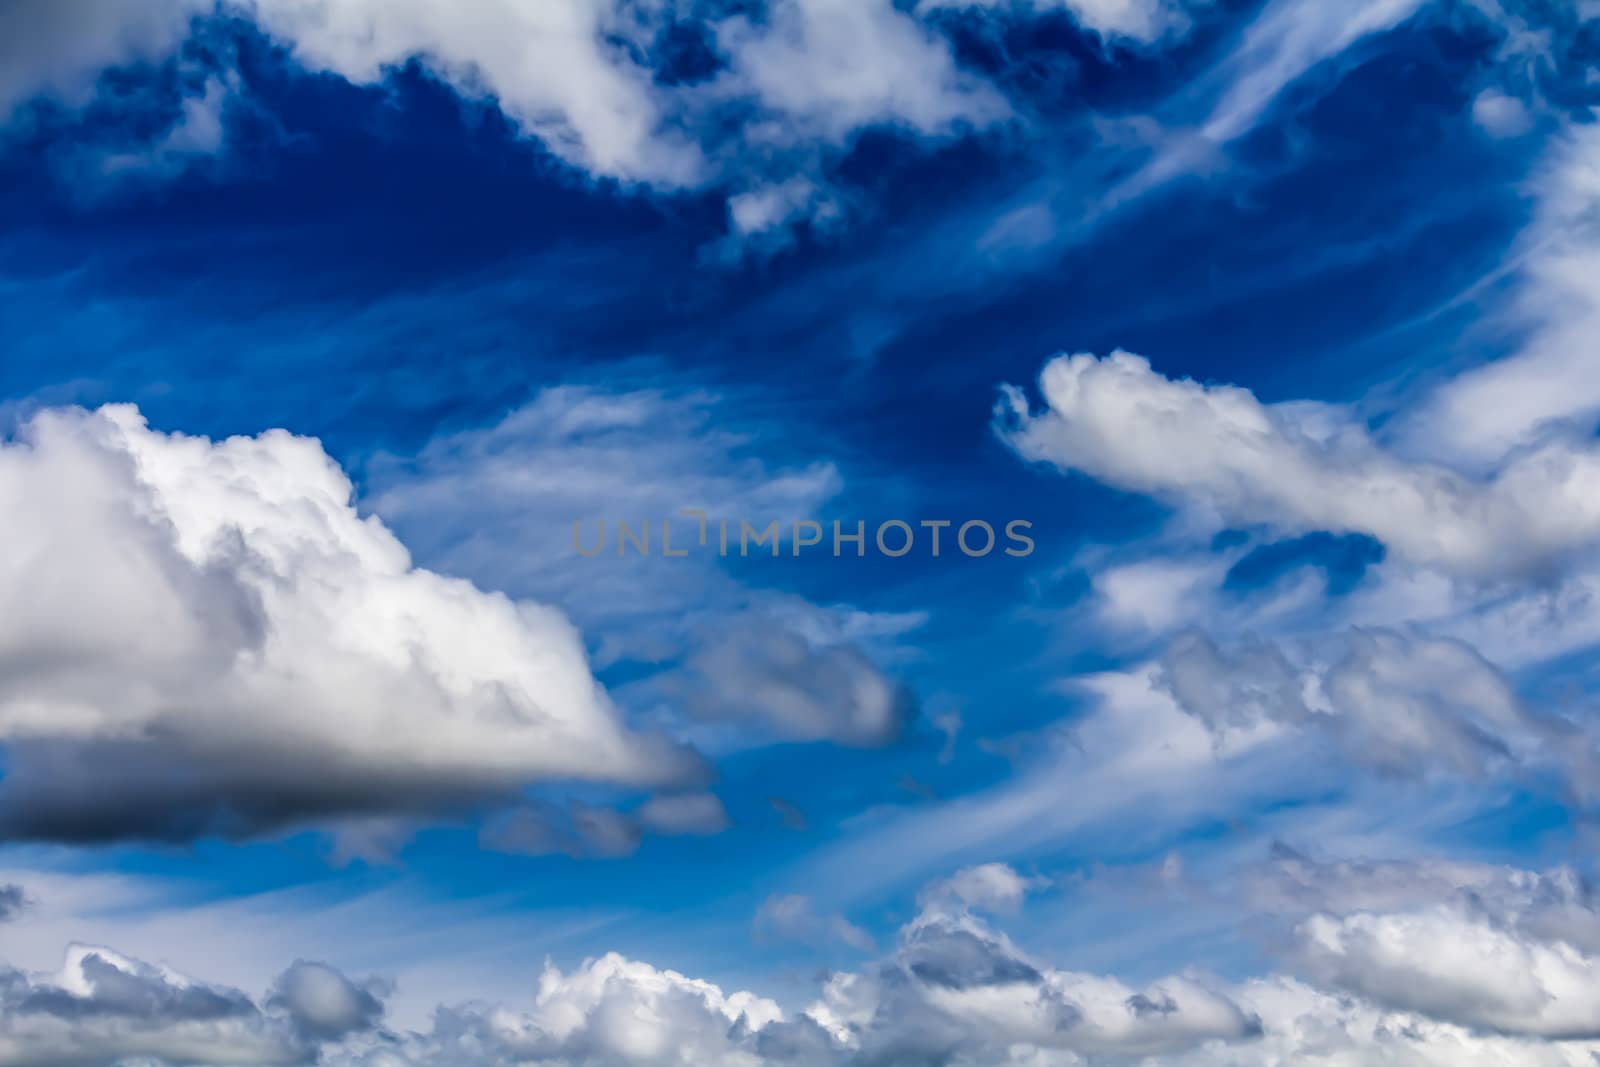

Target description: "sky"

left=2, top=0, right=1600, bottom=1064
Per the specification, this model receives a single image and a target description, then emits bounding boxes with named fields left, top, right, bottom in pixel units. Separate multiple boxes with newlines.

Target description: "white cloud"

left=1472, top=86, right=1533, bottom=137
left=1402, top=122, right=1600, bottom=466
left=1296, top=906, right=1600, bottom=1039
left=0, top=403, right=697, bottom=843
left=919, top=863, right=1048, bottom=915
left=999, top=350, right=1600, bottom=577
left=0, top=944, right=362, bottom=1067
left=1196, top=0, right=1427, bottom=143
left=19, top=857, right=1600, bottom=1064
left=718, top=0, right=1008, bottom=145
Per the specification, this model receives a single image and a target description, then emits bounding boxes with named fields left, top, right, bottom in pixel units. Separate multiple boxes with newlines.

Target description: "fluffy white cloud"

left=1297, top=906, right=1600, bottom=1039
left=0, top=944, right=366, bottom=1067
left=999, top=350, right=1600, bottom=577
left=0, top=403, right=697, bottom=843
left=20, top=858, right=1600, bottom=1065
left=718, top=0, right=1007, bottom=144
left=242, top=0, right=703, bottom=186
left=919, top=862, right=1048, bottom=915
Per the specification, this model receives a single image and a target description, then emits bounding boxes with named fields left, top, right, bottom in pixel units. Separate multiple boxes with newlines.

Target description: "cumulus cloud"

left=637, top=792, right=731, bottom=838
left=1296, top=906, right=1600, bottom=1039
left=0, top=945, right=338, bottom=1067
left=24, top=857, right=1600, bottom=1064
left=674, top=621, right=917, bottom=747
left=918, top=862, right=1048, bottom=915
left=0, top=403, right=699, bottom=844
left=999, top=350, right=1600, bottom=577
left=269, top=961, right=387, bottom=1043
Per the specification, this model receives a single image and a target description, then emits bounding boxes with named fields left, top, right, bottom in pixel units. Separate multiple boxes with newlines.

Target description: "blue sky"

left=3, top=0, right=1600, bottom=1064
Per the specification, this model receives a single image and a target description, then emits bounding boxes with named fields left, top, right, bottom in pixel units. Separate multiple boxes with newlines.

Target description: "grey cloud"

left=1160, top=628, right=1565, bottom=782
left=0, top=947, right=329, bottom=1067
left=677, top=624, right=916, bottom=747
left=269, top=961, right=387, bottom=1042
left=0, top=884, right=25, bottom=922
left=638, top=793, right=731, bottom=837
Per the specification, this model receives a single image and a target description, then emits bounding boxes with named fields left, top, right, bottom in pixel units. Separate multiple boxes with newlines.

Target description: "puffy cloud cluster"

left=23, top=859, right=1600, bottom=1065
left=1247, top=849, right=1600, bottom=1040
left=0, top=944, right=380, bottom=1067
left=0, top=402, right=700, bottom=844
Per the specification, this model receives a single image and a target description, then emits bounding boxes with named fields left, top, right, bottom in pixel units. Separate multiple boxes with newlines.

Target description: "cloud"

left=23, top=858, right=1600, bottom=1064
left=268, top=961, right=387, bottom=1043
left=0, top=403, right=698, bottom=844
left=1296, top=905, right=1600, bottom=1039
left=717, top=0, right=1008, bottom=145
left=999, top=350, right=1600, bottom=577
left=918, top=863, right=1048, bottom=915
left=478, top=791, right=726, bottom=858
left=1472, top=86, right=1534, bottom=137
left=637, top=793, right=731, bottom=838
left=480, top=801, right=646, bottom=861
left=0, top=886, right=25, bottom=923
left=1402, top=122, right=1600, bottom=465
left=1160, top=627, right=1560, bottom=780
left=0, top=945, right=340, bottom=1067
left=755, top=895, right=877, bottom=953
